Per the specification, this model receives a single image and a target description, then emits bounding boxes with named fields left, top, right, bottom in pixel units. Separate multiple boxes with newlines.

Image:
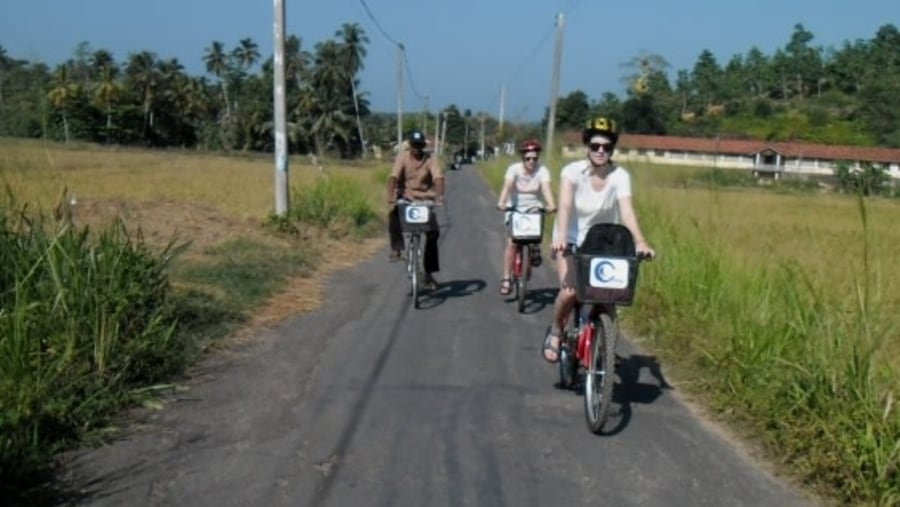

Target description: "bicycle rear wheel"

left=584, top=312, right=618, bottom=434
left=516, top=246, right=528, bottom=313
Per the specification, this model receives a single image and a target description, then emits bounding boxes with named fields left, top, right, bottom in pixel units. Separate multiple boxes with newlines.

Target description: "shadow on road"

left=416, top=278, right=486, bottom=309
left=502, top=286, right=557, bottom=314
left=600, top=353, right=674, bottom=436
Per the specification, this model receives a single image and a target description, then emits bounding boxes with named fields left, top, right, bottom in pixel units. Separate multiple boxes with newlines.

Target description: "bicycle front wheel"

left=408, top=234, right=420, bottom=307
left=584, top=312, right=618, bottom=434
left=516, top=246, right=528, bottom=313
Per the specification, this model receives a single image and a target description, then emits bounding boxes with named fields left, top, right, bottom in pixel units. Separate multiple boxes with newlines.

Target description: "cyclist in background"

left=387, top=129, right=445, bottom=290
left=495, top=139, right=556, bottom=296
left=542, top=117, right=655, bottom=363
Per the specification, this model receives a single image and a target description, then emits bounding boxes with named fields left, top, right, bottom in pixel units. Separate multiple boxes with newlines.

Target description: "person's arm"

left=618, top=196, right=655, bottom=257
left=387, top=153, right=404, bottom=203
left=540, top=168, right=556, bottom=210
left=496, top=177, right=514, bottom=209
left=430, top=156, right=445, bottom=204
left=434, top=177, right=445, bottom=205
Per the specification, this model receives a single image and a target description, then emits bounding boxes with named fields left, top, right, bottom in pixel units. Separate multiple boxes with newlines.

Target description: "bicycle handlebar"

left=560, top=244, right=653, bottom=261
left=397, top=198, right=436, bottom=207
left=498, top=206, right=554, bottom=214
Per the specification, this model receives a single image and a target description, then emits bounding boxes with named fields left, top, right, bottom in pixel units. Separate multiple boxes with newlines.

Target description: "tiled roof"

left=561, top=131, right=900, bottom=163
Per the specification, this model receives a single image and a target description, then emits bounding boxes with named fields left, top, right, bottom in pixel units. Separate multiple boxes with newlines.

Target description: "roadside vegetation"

left=0, top=139, right=387, bottom=502
left=480, top=156, right=900, bottom=506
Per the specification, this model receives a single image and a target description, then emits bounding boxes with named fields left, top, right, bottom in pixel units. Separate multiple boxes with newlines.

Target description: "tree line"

left=2, top=22, right=899, bottom=156
left=551, top=23, right=900, bottom=148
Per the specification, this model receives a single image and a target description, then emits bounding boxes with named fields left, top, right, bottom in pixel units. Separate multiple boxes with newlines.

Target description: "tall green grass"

left=0, top=197, right=188, bottom=489
left=632, top=194, right=899, bottom=505
left=276, top=174, right=380, bottom=237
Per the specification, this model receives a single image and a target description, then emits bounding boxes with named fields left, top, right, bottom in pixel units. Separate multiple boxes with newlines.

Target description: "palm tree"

left=284, top=35, right=311, bottom=90
left=232, top=37, right=260, bottom=72
left=203, top=40, right=232, bottom=118
left=47, top=64, right=79, bottom=142
left=0, top=44, right=12, bottom=105
left=93, top=65, right=121, bottom=143
left=125, top=51, right=160, bottom=141
left=310, top=40, right=356, bottom=156
left=336, top=23, right=369, bottom=156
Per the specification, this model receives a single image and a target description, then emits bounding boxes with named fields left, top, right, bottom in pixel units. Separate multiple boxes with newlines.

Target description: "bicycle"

left=501, top=206, right=551, bottom=313
left=556, top=224, right=651, bottom=434
left=397, top=198, right=436, bottom=309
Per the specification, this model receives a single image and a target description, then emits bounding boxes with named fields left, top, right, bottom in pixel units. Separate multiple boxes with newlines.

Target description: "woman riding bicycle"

left=542, top=117, right=655, bottom=363
left=495, top=139, right=556, bottom=296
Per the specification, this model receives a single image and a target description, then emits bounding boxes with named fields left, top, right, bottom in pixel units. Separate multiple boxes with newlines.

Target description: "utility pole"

left=479, top=113, right=486, bottom=160
left=433, top=107, right=440, bottom=155
left=498, top=84, right=505, bottom=137
left=396, top=43, right=404, bottom=149
left=440, top=111, right=449, bottom=156
left=545, top=12, right=565, bottom=158
left=422, top=95, right=429, bottom=138
left=272, top=0, right=289, bottom=216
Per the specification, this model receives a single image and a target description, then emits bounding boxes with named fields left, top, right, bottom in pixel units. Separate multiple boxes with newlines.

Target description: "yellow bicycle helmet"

left=582, top=117, right=619, bottom=145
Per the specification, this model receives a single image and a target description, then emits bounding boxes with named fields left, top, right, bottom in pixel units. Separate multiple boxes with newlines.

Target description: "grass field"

left=481, top=155, right=900, bottom=506
left=0, top=138, right=390, bottom=499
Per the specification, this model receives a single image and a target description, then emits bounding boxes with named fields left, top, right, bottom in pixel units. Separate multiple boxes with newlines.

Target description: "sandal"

left=542, top=331, right=561, bottom=364
left=499, top=278, right=512, bottom=296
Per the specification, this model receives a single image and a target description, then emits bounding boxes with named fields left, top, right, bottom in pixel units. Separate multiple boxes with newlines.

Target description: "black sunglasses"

left=588, top=142, right=613, bottom=153
left=523, top=156, right=538, bottom=162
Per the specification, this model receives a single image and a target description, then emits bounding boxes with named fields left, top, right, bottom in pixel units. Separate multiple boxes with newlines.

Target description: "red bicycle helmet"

left=519, top=139, right=543, bottom=153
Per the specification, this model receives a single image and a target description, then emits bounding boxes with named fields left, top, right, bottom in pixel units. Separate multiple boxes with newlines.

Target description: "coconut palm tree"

left=125, top=51, right=160, bottom=142
left=232, top=37, right=260, bottom=72
left=0, top=44, right=12, bottom=105
left=336, top=23, right=369, bottom=157
left=93, top=65, right=121, bottom=143
left=203, top=40, right=232, bottom=119
left=47, top=64, right=80, bottom=142
left=284, top=35, right=311, bottom=90
left=310, top=40, right=355, bottom=156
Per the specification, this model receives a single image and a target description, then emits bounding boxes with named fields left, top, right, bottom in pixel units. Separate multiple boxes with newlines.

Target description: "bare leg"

left=502, top=239, right=516, bottom=279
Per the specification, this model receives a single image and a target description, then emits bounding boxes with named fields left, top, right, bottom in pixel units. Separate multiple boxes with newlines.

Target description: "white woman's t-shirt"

left=554, top=159, right=632, bottom=245
left=503, top=162, right=551, bottom=210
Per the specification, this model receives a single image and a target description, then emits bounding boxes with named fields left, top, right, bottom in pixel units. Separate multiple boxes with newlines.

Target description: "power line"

left=357, top=0, right=401, bottom=47
left=402, top=50, right=425, bottom=102
left=357, top=0, right=425, bottom=107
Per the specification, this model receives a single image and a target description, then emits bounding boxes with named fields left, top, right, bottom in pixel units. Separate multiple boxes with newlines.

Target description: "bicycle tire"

left=409, top=234, right=419, bottom=308
left=584, top=312, right=618, bottom=434
left=516, top=246, right=528, bottom=312
left=557, top=314, right=578, bottom=389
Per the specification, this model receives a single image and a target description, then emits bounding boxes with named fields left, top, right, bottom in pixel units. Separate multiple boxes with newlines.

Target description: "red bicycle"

left=557, top=224, right=651, bottom=434
left=502, top=206, right=551, bottom=312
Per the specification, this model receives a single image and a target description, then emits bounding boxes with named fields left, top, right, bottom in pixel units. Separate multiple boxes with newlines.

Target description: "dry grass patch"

left=1, top=138, right=388, bottom=327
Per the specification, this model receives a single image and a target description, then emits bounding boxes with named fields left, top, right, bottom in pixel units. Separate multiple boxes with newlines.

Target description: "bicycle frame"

left=503, top=206, right=548, bottom=313
left=397, top=199, right=434, bottom=309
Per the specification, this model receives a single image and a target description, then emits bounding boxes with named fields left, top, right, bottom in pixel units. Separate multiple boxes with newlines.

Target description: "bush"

left=0, top=201, right=187, bottom=487
left=834, top=161, right=891, bottom=196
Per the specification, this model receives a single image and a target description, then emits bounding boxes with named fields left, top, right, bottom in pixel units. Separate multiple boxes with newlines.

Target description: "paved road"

left=67, top=166, right=817, bottom=506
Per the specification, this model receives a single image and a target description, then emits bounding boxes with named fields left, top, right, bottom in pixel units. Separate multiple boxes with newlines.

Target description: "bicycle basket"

left=574, top=254, right=640, bottom=305
left=508, top=211, right=544, bottom=243
left=573, top=223, right=640, bottom=305
left=398, top=202, right=434, bottom=233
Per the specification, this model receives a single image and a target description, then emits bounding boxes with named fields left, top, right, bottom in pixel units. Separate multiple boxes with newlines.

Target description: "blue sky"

left=2, top=0, right=898, bottom=121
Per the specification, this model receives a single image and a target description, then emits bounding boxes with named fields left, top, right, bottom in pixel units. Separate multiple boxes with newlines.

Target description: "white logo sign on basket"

left=404, top=205, right=429, bottom=224
left=589, top=258, right=630, bottom=289
left=511, top=213, right=541, bottom=237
